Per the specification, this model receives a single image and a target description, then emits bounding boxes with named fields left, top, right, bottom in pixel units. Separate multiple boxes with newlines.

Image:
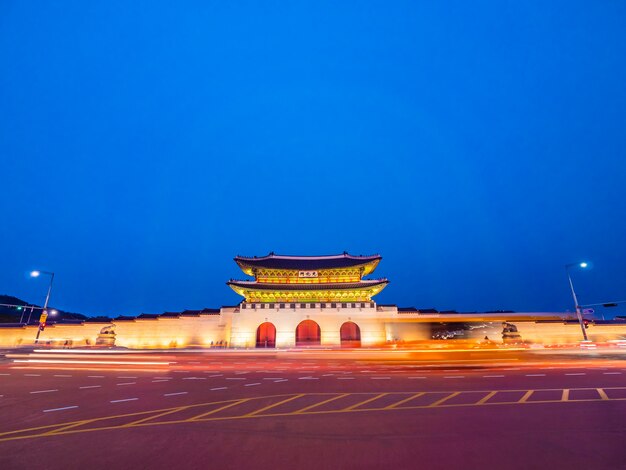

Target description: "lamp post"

left=565, top=262, right=588, bottom=341
left=30, top=270, right=55, bottom=344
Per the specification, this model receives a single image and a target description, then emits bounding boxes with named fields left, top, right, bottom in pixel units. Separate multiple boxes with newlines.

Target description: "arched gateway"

left=296, top=320, right=321, bottom=346
left=256, top=322, right=276, bottom=348
left=340, top=321, right=361, bottom=347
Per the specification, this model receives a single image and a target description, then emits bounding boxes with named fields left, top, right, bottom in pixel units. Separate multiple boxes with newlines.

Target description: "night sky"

left=2, top=1, right=626, bottom=317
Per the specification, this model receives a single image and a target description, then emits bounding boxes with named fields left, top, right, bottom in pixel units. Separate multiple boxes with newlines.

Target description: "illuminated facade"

left=227, top=253, right=390, bottom=347
left=227, top=253, right=389, bottom=303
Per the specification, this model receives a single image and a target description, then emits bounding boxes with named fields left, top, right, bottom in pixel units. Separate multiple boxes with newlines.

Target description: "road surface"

left=0, top=348, right=625, bottom=469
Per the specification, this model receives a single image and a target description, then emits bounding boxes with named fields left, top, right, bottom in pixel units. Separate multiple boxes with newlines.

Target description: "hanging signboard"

left=298, top=271, right=318, bottom=278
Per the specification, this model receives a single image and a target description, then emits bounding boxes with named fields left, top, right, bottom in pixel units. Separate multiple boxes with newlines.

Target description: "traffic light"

left=583, top=320, right=589, bottom=329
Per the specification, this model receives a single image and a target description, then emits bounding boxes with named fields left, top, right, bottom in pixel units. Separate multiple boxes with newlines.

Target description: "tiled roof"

left=235, top=252, right=381, bottom=270
left=137, top=313, right=160, bottom=319
left=200, top=308, right=220, bottom=315
left=160, top=311, right=182, bottom=318
left=227, top=279, right=388, bottom=291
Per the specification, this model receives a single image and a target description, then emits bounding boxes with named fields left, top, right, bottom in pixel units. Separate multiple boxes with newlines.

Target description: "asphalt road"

left=0, top=348, right=625, bottom=470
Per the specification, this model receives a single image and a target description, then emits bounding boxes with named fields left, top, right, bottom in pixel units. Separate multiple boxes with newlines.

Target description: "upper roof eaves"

left=235, top=252, right=381, bottom=270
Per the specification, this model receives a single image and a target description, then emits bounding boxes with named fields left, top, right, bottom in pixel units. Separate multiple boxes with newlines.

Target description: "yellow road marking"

left=188, top=398, right=251, bottom=421
left=477, top=391, right=498, bottom=405
left=2, top=388, right=625, bottom=443
left=519, top=390, right=534, bottom=403
left=123, top=406, right=190, bottom=427
left=1, top=396, right=624, bottom=443
left=42, top=420, right=93, bottom=436
left=343, top=393, right=388, bottom=411
left=428, top=392, right=460, bottom=407
left=245, top=394, right=305, bottom=417
left=385, top=392, right=425, bottom=409
left=0, top=394, right=293, bottom=438
left=294, top=394, right=349, bottom=413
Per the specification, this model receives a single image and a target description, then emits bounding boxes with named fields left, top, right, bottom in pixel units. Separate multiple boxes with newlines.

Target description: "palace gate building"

left=227, top=252, right=390, bottom=348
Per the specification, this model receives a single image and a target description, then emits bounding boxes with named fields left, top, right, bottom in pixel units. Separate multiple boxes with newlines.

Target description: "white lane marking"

left=483, top=375, right=505, bottom=378
left=54, top=374, right=72, bottom=377
left=408, top=377, right=427, bottom=379
left=153, top=377, right=172, bottom=380
left=226, top=378, right=246, bottom=380
left=273, top=379, right=288, bottom=383
left=322, top=374, right=335, bottom=377
left=235, top=371, right=249, bottom=375
left=263, top=377, right=284, bottom=380
left=603, top=372, right=622, bottom=375
left=30, top=389, right=58, bottom=394
left=371, top=377, right=390, bottom=380
left=117, top=382, right=137, bottom=386
left=208, top=374, right=223, bottom=378
left=526, top=374, right=546, bottom=377
left=79, top=385, right=101, bottom=389
left=152, top=380, right=170, bottom=383
left=337, top=377, right=354, bottom=380
left=43, top=406, right=78, bottom=413
left=118, top=376, right=137, bottom=379
left=244, top=383, right=261, bottom=387
left=182, top=377, right=206, bottom=380
left=444, top=376, right=465, bottom=379
left=211, top=387, right=227, bottom=391
left=24, top=374, right=41, bottom=377
left=88, top=375, right=104, bottom=378
left=0, top=373, right=11, bottom=376
left=110, top=398, right=138, bottom=403
left=164, top=392, right=188, bottom=396
left=565, top=373, right=586, bottom=376
left=299, top=377, right=319, bottom=380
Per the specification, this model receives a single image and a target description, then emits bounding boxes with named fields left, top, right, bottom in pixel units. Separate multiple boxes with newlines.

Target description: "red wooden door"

left=340, top=322, right=361, bottom=347
left=256, top=322, right=276, bottom=348
left=296, top=320, right=321, bottom=346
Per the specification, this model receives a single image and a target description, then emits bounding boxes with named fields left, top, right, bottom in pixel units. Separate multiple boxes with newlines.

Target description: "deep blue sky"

left=1, top=1, right=625, bottom=317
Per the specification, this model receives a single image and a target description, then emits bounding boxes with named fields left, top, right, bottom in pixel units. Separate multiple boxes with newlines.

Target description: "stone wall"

left=0, top=306, right=624, bottom=349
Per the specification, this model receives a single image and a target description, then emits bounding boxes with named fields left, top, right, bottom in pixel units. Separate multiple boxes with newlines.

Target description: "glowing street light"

left=30, top=270, right=55, bottom=344
left=565, top=262, right=589, bottom=341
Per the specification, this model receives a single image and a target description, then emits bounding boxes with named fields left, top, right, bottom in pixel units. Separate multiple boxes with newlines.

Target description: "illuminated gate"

left=256, top=322, right=276, bottom=348
left=340, top=321, right=361, bottom=347
left=295, top=320, right=321, bottom=346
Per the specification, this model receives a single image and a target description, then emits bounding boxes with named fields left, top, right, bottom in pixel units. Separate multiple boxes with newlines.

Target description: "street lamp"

left=565, top=262, right=589, bottom=341
left=30, top=270, right=55, bottom=344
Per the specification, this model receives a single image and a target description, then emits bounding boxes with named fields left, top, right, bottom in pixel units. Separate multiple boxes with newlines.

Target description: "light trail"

left=12, top=359, right=171, bottom=365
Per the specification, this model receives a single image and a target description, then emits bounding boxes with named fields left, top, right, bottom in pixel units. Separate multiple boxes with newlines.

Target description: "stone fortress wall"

left=0, top=304, right=624, bottom=348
